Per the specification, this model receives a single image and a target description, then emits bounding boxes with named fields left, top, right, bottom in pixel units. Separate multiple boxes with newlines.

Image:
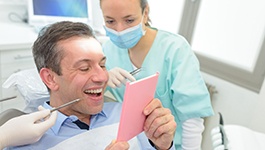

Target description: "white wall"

left=0, top=1, right=26, bottom=23
left=192, top=0, right=265, bottom=71
left=148, top=1, right=265, bottom=149
left=148, top=0, right=184, bottom=33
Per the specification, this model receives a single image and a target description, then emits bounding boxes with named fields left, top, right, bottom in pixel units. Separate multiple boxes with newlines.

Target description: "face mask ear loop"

left=141, top=10, right=147, bottom=35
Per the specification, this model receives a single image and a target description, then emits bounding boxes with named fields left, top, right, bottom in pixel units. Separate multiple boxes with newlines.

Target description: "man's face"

left=53, top=37, right=108, bottom=116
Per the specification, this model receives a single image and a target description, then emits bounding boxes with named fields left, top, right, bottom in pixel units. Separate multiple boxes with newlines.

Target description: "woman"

left=99, top=0, right=214, bottom=149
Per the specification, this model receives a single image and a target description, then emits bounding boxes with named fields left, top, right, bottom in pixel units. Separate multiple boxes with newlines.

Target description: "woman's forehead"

left=101, top=0, right=141, bottom=15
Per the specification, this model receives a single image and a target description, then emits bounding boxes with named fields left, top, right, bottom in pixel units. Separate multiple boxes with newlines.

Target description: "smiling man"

left=7, top=21, right=176, bottom=150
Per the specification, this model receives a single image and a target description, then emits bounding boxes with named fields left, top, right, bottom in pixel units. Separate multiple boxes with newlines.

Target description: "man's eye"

left=100, top=65, right=106, bottom=68
left=80, top=67, right=89, bottom=71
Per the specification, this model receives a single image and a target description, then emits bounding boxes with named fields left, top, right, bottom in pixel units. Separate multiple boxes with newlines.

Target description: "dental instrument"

left=130, top=68, right=141, bottom=76
left=0, top=98, right=81, bottom=126
left=50, top=98, right=81, bottom=112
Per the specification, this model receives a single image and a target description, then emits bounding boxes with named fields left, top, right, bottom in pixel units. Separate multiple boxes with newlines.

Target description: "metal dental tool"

left=50, top=98, right=81, bottom=112
left=0, top=98, right=81, bottom=126
left=130, top=68, right=141, bottom=76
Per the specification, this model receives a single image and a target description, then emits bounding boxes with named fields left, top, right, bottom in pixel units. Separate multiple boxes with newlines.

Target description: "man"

left=8, top=21, right=176, bottom=150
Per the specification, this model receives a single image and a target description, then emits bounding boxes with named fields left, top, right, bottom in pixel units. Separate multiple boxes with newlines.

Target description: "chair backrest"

left=2, top=68, right=49, bottom=113
left=0, top=108, right=26, bottom=126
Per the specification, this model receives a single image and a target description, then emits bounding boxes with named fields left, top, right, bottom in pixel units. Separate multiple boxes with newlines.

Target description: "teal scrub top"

left=102, top=29, right=214, bottom=149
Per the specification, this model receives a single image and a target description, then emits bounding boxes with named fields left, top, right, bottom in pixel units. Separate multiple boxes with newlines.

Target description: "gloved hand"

left=0, top=106, right=57, bottom=149
left=211, top=126, right=230, bottom=150
left=108, top=67, right=136, bottom=88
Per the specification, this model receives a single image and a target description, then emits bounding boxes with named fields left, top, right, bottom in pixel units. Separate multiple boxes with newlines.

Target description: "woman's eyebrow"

left=105, top=15, right=134, bottom=20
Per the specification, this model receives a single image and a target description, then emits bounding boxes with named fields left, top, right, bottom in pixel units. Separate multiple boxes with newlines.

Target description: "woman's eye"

left=106, top=20, right=114, bottom=25
left=126, top=19, right=134, bottom=24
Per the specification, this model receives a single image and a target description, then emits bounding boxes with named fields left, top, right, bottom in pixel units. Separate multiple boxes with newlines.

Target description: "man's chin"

left=89, top=105, right=104, bottom=115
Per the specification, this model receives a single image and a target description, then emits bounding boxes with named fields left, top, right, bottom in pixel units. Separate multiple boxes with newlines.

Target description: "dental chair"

left=211, top=113, right=265, bottom=150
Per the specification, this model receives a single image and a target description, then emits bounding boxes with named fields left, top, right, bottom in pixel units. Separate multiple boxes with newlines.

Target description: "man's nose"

left=91, top=68, right=108, bottom=82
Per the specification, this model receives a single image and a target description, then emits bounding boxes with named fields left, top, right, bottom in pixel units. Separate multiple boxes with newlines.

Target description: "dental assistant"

left=99, top=0, right=214, bottom=149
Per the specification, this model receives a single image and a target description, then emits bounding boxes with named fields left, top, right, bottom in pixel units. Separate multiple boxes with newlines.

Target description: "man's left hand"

left=143, top=98, right=176, bottom=149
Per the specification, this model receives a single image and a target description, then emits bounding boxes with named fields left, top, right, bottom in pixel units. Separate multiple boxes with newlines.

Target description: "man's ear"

left=39, top=68, right=59, bottom=91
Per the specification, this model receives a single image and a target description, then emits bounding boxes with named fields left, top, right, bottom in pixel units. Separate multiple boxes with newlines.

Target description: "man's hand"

left=105, top=140, right=129, bottom=150
left=143, top=99, right=177, bottom=149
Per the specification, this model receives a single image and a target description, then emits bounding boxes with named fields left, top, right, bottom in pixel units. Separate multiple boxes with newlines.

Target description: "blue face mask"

left=104, top=21, right=146, bottom=49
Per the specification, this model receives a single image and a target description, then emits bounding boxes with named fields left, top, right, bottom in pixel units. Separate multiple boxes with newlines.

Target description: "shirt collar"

left=43, top=102, right=107, bottom=135
left=43, top=102, right=68, bottom=135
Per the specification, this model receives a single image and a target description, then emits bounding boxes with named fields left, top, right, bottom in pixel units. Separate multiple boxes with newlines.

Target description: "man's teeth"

left=85, top=88, right=103, bottom=94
